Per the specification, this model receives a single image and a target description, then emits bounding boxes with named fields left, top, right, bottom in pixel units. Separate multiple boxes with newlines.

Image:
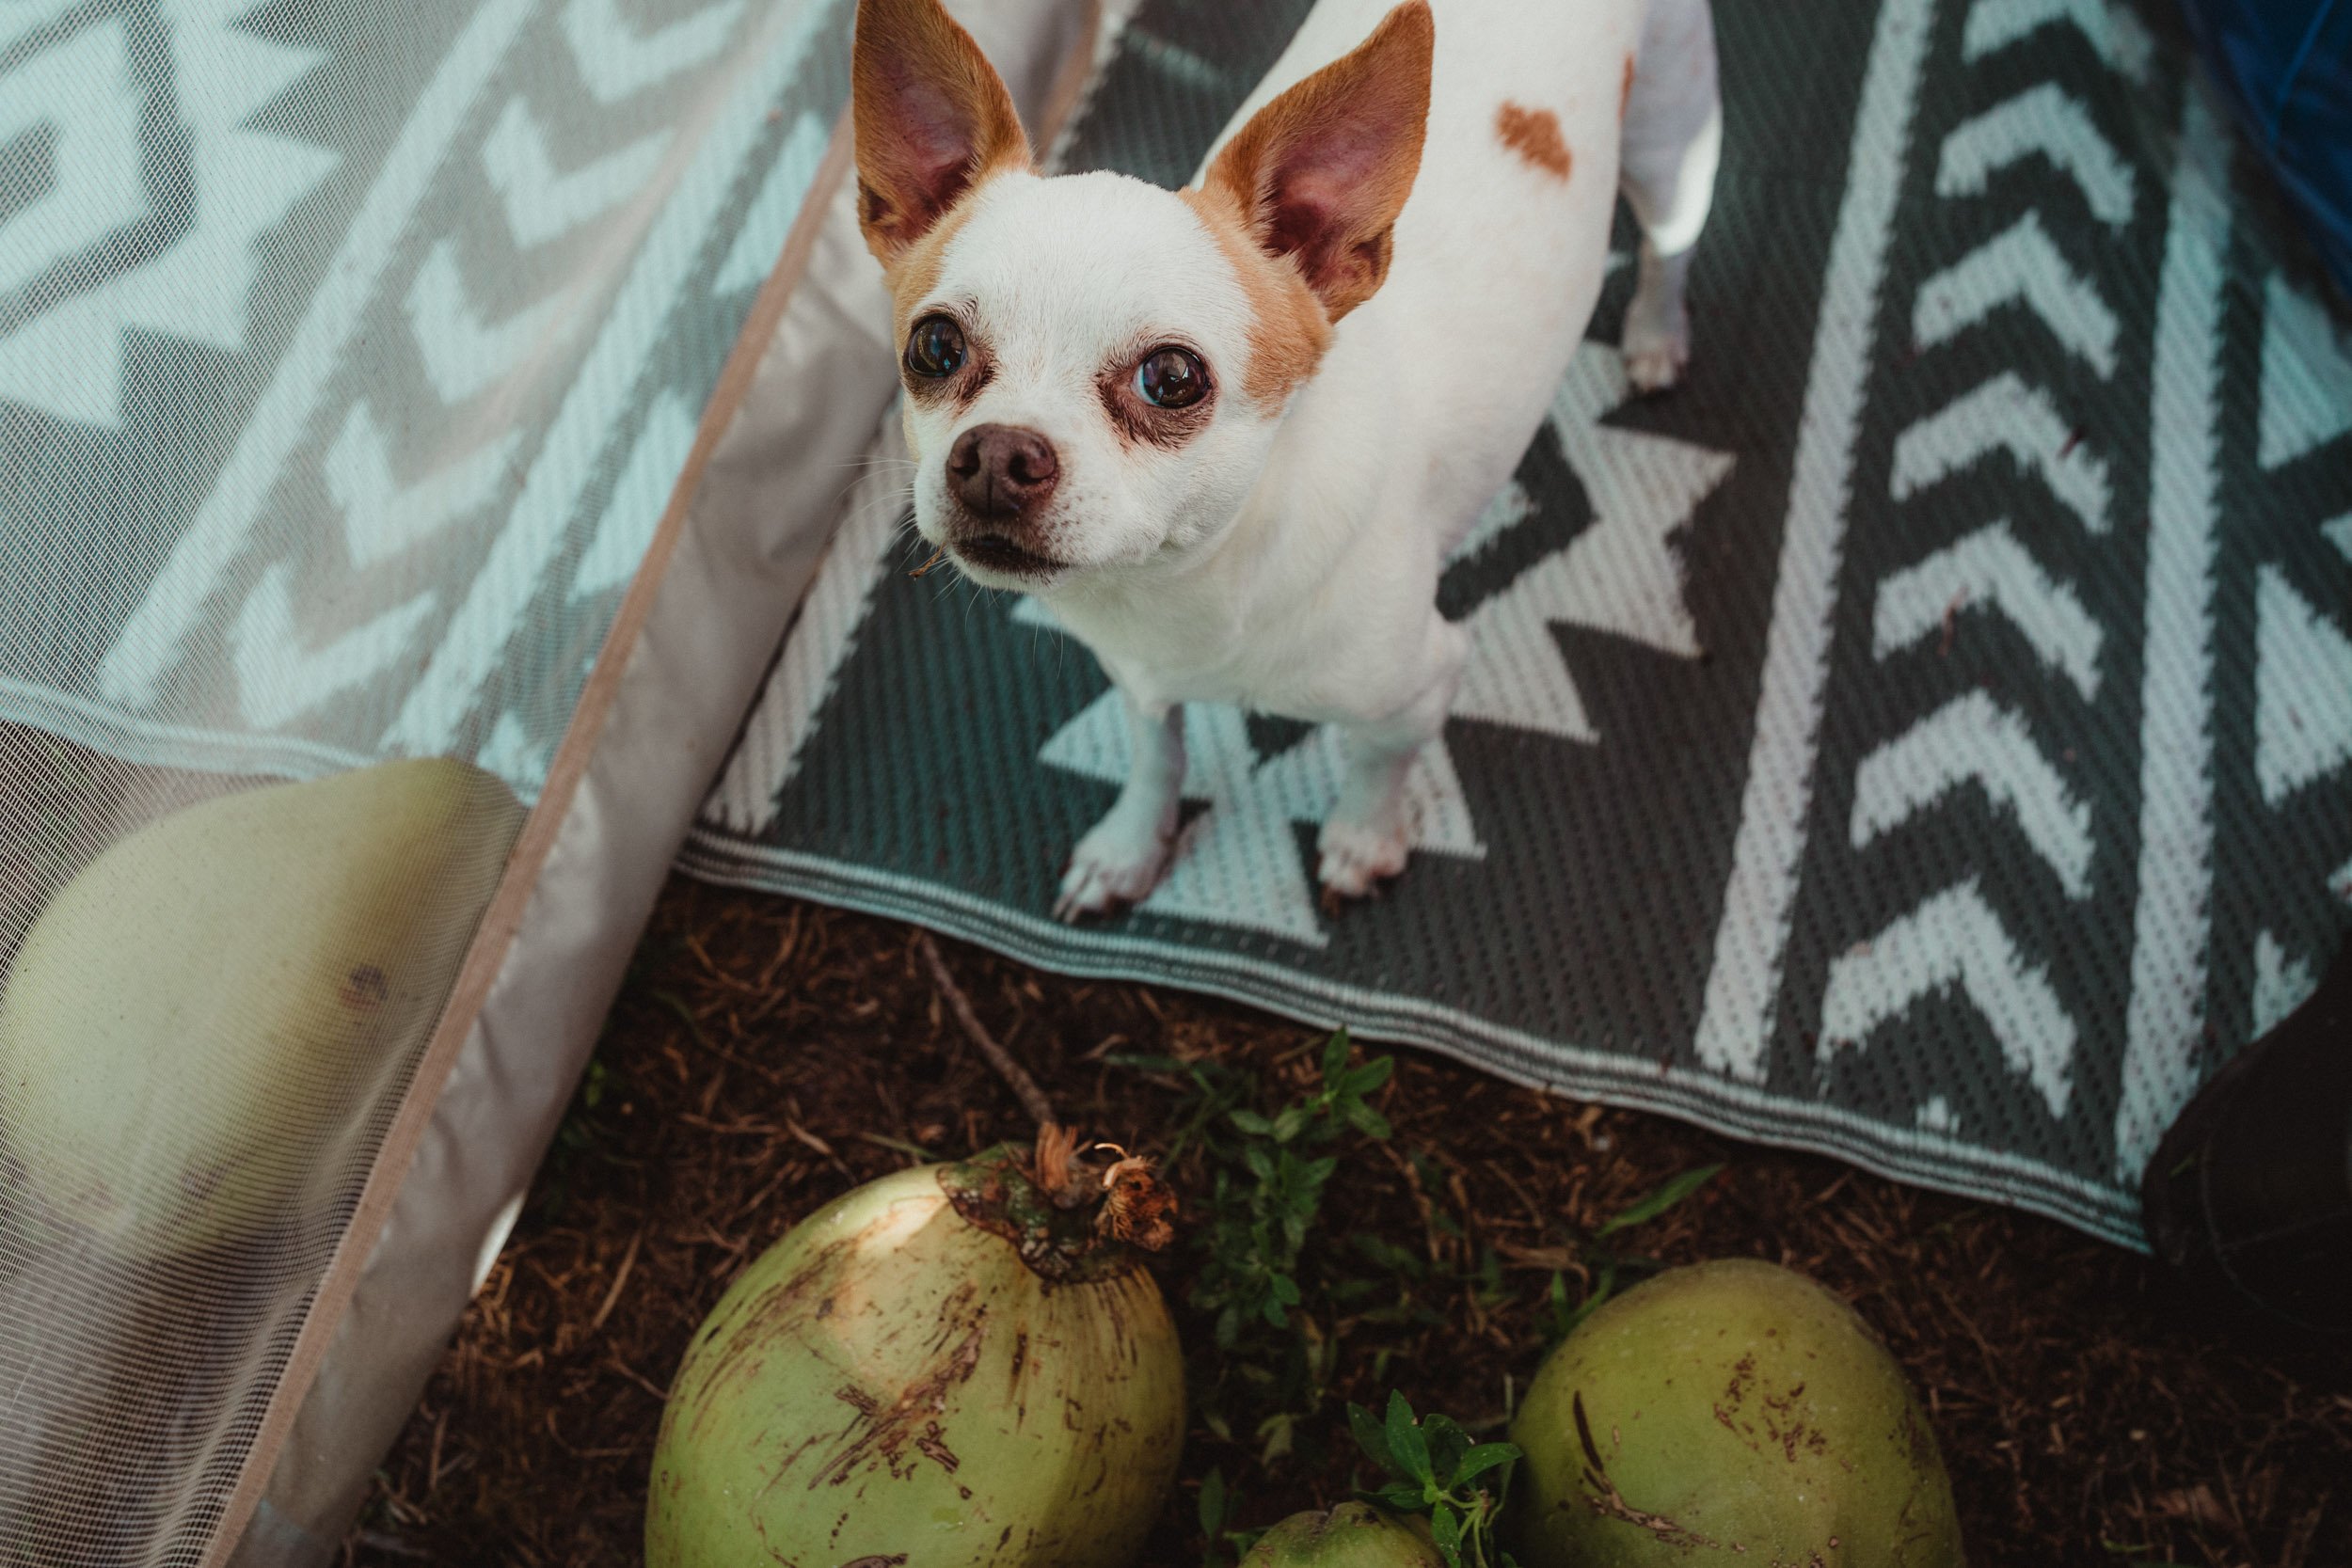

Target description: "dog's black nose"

left=947, top=423, right=1058, bottom=519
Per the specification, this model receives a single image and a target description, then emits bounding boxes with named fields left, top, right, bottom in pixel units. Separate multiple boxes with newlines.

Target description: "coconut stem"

left=915, top=934, right=1173, bottom=1238
left=917, top=931, right=1058, bottom=1133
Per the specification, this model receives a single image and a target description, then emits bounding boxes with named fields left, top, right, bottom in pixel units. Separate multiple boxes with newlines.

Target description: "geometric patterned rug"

left=0, top=0, right=845, bottom=796
left=682, top=0, right=2352, bottom=1248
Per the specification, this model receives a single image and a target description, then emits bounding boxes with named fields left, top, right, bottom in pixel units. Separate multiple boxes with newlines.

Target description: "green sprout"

left=1348, top=1391, right=1520, bottom=1568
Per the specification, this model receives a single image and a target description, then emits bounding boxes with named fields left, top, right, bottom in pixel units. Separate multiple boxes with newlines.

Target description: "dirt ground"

left=343, top=878, right=2351, bottom=1567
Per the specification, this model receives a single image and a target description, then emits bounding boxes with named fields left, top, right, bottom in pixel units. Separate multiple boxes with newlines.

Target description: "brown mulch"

left=343, top=878, right=2352, bottom=1567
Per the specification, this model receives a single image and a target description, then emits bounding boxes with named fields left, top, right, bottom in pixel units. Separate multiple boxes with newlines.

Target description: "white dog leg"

left=1056, top=692, right=1186, bottom=921
left=1318, top=619, right=1467, bottom=902
left=1619, top=0, right=1721, bottom=394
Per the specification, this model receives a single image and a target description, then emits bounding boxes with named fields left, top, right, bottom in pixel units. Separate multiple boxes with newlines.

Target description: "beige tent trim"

left=206, top=5, right=1104, bottom=1560
left=199, top=115, right=862, bottom=1568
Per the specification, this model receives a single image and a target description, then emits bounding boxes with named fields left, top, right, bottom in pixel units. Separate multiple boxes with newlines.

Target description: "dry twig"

left=917, top=930, right=1057, bottom=1131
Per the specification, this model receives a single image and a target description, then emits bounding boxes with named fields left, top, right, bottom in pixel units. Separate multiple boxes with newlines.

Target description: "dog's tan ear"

left=1199, top=0, right=1432, bottom=322
left=852, top=0, right=1030, bottom=270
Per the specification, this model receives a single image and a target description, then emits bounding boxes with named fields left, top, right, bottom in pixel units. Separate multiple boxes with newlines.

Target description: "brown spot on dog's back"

left=1496, top=101, right=1572, bottom=181
left=1177, top=184, right=1332, bottom=407
left=1621, top=55, right=1637, bottom=120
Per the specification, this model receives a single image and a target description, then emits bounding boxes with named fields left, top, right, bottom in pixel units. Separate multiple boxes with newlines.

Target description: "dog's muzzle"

left=945, top=423, right=1064, bottom=577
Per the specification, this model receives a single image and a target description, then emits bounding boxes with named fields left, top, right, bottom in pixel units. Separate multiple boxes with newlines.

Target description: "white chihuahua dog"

left=851, top=0, right=1720, bottom=917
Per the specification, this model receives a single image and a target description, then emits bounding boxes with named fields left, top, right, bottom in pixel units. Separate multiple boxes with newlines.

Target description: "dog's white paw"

left=1316, top=816, right=1409, bottom=906
left=1622, top=316, right=1690, bottom=395
left=1622, top=239, right=1694, bottom=396
left=1621, top=261, right=1692, bottom=395
left=1054, top=819, right=1174, bottom=922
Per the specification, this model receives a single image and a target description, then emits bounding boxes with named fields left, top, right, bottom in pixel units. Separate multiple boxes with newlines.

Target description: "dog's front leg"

left=1318, top=617, right=1468, bottom=902
left=1054, top=691, right=1186, bottom=922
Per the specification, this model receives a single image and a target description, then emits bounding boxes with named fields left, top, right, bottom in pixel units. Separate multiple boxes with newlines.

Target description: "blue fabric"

left=2180, top=0, right=2352, bottom=296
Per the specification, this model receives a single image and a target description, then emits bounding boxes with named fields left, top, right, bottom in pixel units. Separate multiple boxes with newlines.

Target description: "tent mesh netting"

left=0, top=0, right=852, bottom=1560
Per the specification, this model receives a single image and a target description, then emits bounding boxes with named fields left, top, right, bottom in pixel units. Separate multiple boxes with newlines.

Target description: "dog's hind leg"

left=1618, top=0, right=1720, bottom=394
left=1055, top=692, right=1186, bottom=922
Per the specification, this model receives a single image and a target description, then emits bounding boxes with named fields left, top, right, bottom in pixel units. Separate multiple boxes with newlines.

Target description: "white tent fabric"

left=0, top=1, right=1097, bottom=1561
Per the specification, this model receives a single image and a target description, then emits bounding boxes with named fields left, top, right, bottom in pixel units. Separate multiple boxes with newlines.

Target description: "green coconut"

left=1506, top=1259, right=1963, bottom=1567
left=1242, top=1504, right=1444, bottom=1567
left=647, top=1141, right=1184, bottom=1567
left=0, top=758, right=522, bottom=1256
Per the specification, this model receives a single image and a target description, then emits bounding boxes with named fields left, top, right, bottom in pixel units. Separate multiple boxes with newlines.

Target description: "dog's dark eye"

left=1135, top=346, right=1207, bottom=409
left=905, top=315, right=966, bottom=378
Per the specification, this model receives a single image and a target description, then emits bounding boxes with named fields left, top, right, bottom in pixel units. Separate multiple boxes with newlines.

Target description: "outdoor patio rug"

left=681, top=0, right=2352, bottom=1247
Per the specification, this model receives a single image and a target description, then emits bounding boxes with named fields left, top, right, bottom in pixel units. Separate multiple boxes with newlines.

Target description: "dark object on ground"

left=2178, top=0, right=2352, bottom=297
left=2143, top=932, right=2352, bottom=1335
left=342, top=881, right=2352, bottom=1568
